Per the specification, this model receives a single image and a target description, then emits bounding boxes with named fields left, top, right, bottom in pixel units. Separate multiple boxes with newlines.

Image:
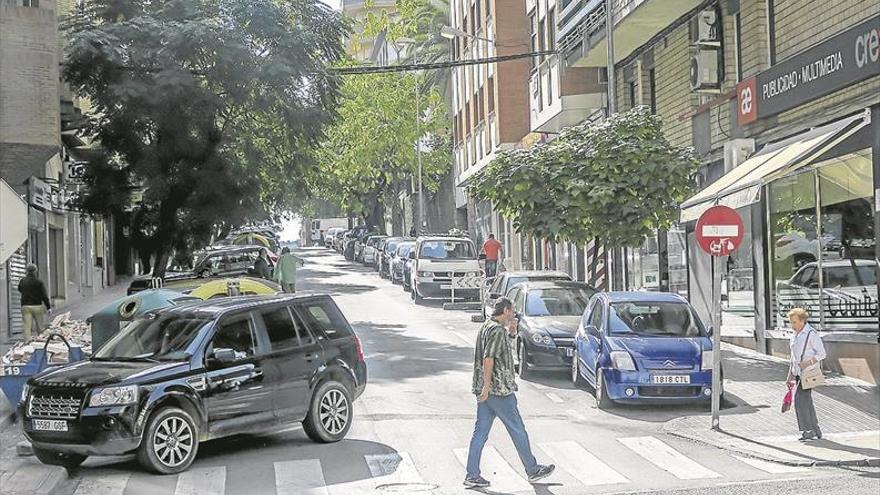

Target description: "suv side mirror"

left=706, top=326, right=714, bottom=337
left=489, top=292, right=502, bottom=299
left=408, top=251, right=416, bottom=260
left=478, top=253, right=487, bottom=260
left=210, top=348, right=236, bottom=364
left=585, top=325, right=600, bottom=337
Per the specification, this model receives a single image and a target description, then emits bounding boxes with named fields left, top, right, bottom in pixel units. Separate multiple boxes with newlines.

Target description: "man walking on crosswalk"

left=464, top=297, right=555, bottom=488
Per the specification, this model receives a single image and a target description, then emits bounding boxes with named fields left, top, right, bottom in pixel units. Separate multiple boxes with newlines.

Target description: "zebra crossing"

left=70, top=435, right=812, bottom=495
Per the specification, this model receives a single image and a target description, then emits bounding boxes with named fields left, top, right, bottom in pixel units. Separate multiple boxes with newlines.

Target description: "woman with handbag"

left=785, top=308, right=827, bottom=441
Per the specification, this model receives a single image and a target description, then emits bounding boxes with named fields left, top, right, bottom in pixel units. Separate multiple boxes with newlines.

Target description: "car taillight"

left=354, top=335, right=365, bottom=362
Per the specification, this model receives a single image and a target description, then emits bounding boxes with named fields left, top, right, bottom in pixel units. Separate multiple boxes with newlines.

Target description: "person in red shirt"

left=481, top=234, right=503, bottom=277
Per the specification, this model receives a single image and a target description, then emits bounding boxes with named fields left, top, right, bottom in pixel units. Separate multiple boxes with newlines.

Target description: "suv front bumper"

left=20, top=403, right=143, bottom=456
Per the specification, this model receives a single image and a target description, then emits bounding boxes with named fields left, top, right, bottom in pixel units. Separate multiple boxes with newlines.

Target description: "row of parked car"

left=327, top=233, right=721, bottom=412
left=325, top=228, right=484, bottom=303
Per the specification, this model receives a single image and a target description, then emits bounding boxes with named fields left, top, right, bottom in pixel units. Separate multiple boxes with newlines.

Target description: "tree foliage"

left=64, top=0, right=346, bottom=275
left=468, top=108, right=699, bottom=248
left=314, top=69, right=449, bottom=229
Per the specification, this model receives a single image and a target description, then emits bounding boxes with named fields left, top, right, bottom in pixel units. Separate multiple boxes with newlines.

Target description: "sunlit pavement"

left=54, top=247, right=878, bottom=494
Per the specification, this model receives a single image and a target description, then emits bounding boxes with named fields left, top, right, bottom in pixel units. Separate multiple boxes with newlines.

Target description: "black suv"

left=20, top=295, right=367, bottom=474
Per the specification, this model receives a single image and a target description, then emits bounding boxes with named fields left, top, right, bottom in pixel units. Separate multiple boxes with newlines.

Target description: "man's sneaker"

left=463, top=476, right=490, bottom=488
left=528, top=464, right=555, bottom=483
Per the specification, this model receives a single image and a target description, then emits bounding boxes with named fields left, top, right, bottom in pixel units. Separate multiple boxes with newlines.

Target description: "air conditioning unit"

left=690, top=8, right=721, bottom=45
left=690, top=48, right=720, bottom=91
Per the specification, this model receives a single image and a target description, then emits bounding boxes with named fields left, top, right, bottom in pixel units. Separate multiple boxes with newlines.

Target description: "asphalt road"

left=59, top=247, right=879, bottom=494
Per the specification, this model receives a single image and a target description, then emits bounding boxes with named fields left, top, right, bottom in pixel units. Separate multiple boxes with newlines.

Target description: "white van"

left=409, top=236, right=482, bottom=303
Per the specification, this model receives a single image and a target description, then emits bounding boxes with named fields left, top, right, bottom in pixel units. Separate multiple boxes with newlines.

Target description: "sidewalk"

left=664, top=342, right=880, bottom=467
left=0, top=282, right=131, bottom=495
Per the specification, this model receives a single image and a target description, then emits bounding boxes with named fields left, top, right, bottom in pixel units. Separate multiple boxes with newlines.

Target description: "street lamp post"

left=397, top=38, right=424, bottom=233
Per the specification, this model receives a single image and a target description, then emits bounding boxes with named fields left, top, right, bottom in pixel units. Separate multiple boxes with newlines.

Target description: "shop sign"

left=27, top=177, right=52, bottom=210
left=696, top=205, right=744, bottom=256
left=737, top=14, right=880, bottom=126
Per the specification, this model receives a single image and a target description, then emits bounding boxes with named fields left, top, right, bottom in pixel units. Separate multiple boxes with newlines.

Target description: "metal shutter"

left=6, top=246, right=27, bottom=337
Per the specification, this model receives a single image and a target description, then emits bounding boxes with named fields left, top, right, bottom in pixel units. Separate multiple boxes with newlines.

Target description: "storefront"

left=680, top=110, right=878, bottom=382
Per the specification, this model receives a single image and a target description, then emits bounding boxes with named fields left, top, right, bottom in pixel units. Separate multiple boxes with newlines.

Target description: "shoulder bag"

left=798, top=330, right=826, bottom=389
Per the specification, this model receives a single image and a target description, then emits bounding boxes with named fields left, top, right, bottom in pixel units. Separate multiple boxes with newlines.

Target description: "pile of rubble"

left=1, top=312, right=92, bottom=365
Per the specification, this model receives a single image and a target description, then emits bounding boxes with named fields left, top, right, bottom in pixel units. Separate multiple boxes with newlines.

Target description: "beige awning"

left=1, top=178, right=28, bottom=264
left=680, top=111, right=870, bottom=223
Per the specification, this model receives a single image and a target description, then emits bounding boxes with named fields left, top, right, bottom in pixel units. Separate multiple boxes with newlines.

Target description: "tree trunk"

left=390, top=184, right=403, bottom=237
left=138, top=250, right=152, bottom=275
left=365, top=197, right=385, bottom=235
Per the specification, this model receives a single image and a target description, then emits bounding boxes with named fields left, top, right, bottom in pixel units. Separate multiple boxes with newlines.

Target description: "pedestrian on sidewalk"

left=464, top=297, right=554, bottom=488
left=274, top=247, right=305, bottom=293
left=785, top=307, right=827, bottom=441
left=253, top=248, right=272, bottom=279
left=18, top=264, right=51, bottom=341
left=481, top=234, right=503, bottom=278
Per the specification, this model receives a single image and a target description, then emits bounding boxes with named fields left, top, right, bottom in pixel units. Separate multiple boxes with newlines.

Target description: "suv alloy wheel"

left=595, top=364, right=614, bottom=410
left=137, top=407, right=200, bottom=474
left=303, top=380, right=353, bottom=443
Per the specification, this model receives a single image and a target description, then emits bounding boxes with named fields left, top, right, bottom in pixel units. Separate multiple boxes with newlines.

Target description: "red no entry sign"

left=696, top=205, right=744, bottom=257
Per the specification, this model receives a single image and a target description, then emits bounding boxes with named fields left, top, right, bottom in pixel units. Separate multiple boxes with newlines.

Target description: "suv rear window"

left=297, top=300, right=353, bottom=340
left=419, top=240, right=475, bottom=260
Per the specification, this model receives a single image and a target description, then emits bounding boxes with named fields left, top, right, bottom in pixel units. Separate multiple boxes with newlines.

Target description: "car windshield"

left=525, top=287, right=595, bottom=316
left=824, top=265, right=876, bottom=287
left=419, top=240, right=475, bottom=260
left=93, top=314, right=209, bottom=361
left=166, top=254, right=196, bottom=273
left=385, top=240, right=401, bottom=253
left=608, top=302, right=703, bottom=337
left=397, top=243, right=414, bottom=256
left=508, top=275, right=567, bottom=291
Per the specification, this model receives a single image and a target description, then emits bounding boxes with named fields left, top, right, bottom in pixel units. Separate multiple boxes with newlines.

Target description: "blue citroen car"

left=571, top=292, right=717, bottom=408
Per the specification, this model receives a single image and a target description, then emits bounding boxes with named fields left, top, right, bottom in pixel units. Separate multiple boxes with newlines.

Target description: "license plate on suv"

left=33, top=419, right=68, bottom=432
left=651, top=375, right=690, bottom=384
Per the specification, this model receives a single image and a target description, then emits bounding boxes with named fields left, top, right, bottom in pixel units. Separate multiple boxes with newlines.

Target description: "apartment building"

left=450, top=0, right=532, bottom=248
left=1, top=0, right=117, bottom=343
left=558, top=0, right=879, bottom=382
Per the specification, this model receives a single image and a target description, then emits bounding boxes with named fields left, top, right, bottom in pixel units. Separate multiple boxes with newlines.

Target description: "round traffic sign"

left=696, top=205, right=744, bottom=257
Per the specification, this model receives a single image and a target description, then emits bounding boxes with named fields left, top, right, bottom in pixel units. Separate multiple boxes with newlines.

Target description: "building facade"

left=558, top=0, right=879, bottom=382
left=0, top=0, right=117, bottom=342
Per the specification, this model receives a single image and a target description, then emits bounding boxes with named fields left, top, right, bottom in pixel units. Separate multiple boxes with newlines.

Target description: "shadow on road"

left=354, top=321, right=473, bottom=382
left=297, top=282, right=378, bottom=296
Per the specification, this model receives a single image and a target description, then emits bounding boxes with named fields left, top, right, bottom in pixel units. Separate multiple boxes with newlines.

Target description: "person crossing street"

left=464, top=297, right=555, bottom=488
left=274, top=247, right=305, bottom=293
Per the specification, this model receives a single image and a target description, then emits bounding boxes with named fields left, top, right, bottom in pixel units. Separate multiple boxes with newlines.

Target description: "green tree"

left=469, top=107, right=698, bottom=249
left=314, top=69, right=449, bottom=233
left=64, top=0, right=346, bottom=276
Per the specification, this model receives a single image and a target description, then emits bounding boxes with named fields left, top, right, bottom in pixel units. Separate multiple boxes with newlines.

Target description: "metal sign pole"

left=451, top=275, right=456, bottom=304
left=711, top=254, right=723, bottom=431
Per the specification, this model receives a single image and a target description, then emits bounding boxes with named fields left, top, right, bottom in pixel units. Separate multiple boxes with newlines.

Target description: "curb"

left=0, top=463, right=71, bottom=495
left=1, top=393, right=15, bottom=431
left=664, top=423, right=880, bottom=468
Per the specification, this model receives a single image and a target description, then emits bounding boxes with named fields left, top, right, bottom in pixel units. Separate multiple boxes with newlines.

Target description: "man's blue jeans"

left=466, top=393, right=539, bottom=477
left=485, top=260, right=498, bottom=278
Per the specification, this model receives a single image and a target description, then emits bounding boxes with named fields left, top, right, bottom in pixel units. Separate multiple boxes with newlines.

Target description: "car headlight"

left=89, top=385, right=139, bottom=407
left=531, top=332, right=554, bottom=346
left=418, top=271, right=432, bottom=277
left=467, top=271, right=481, bottom=277
left=701, top=350, right=713, bottom=370
left=610, top=351, right=636, bottom=371
left=20, top=383, right=29, bottom=404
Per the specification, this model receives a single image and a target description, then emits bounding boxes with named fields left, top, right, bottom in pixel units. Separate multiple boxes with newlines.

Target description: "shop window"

left=667, top=226, right=688, bottom=297
left=721, top=207, right=755, bottom=334
left=625, top=235, right=660, bottom=291
left=769, top=150, right=877, bottom=333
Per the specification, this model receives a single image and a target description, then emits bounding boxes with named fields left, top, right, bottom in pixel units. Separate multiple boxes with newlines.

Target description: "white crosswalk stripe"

left=454, top=446, right=533, bottom=493
left=539, top=441, right=629, bottom=486
left=365, top=452, right=424, bottom=488
left=618, top=436, right=722, bottom=480
left=174, top=466, right=226, bottom=495
left=733, top=455, right=810, bottom=474
left=73, top=473, right=130, bottom=495
left=274, top=459, right=329, bottom=495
